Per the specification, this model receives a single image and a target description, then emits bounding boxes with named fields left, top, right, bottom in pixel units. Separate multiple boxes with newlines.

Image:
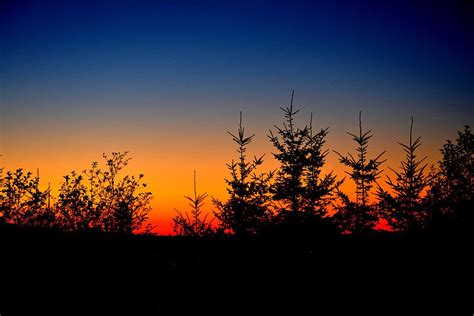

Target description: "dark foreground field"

left=0, top=224, right=471, bottom=315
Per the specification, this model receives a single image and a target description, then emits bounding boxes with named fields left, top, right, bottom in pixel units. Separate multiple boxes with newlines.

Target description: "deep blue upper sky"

left=2, top=0, right=473, bottom=106
left=1, top=0, right=473, bottom=155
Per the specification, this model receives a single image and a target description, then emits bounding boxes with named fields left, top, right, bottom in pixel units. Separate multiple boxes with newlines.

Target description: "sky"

left=1, top=0, right=473, bottom=234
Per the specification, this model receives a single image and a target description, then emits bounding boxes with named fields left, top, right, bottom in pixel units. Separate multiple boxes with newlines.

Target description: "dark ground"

left=0, top=223, right=472, bottom=315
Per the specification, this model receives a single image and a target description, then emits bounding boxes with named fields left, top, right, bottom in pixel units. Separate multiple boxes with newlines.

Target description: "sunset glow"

left=1, top=1, right=472, bottom=234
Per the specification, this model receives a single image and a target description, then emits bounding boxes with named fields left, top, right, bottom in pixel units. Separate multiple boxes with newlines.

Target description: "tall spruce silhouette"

left=334, top=111, right=385, bottom=233
left=214, top=112, right=274, bottom=236
left=173, top=171, right=215, bottom=237
left=268, top=91, right=309, bottom=214
left=304, top=113, right=340, bottom=215
left=377, top=117, right=429, bottom=231
left=429, top=125, right=473, bottom=230
left=268, top=91, right=339, bottom=219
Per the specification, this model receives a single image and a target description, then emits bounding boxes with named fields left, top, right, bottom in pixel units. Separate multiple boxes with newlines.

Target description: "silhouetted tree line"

left=0, top=92, right=472, bottom=236
left=0, top=152, right=152, bottom=234
left=175, top=91, right=472, bottom=237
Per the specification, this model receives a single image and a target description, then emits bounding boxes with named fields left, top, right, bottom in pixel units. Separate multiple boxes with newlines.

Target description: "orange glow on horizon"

left=1, top=105, right=452, bottom=235
left=1, top=126, right=442, bottom=235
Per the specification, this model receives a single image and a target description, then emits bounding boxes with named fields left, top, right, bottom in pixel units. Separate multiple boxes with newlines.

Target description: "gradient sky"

left=1, top=0, right=473, bottom=234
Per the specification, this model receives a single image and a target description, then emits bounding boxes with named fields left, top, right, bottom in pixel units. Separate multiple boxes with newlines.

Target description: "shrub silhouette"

left=334, top=111, right=385, bottom=233
left=0, top=158, right=3, bottom=186
left=428, top=125, right=473, bottom=230
left=213, top=112, right=274, bottom=236
left=377, top=117, right=430, bottom=231
left=173, top=171, right=215, bottom=237
left=56, top=170, right=99, bottom=231
left=268, top=91, right=339, bottom=219
left=0, top=160, right=4, bottom=221
left=0, top=168, right=54, bottom=227
left=56, top=152, right=152, bottom=233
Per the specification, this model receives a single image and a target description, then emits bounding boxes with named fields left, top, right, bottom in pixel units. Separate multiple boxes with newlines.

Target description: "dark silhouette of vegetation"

left=428, top=125, right=473, bottom=230
left=0, top=97, right=471, bottom=237
left=0, top=168, right=54, bottom=227
left=1, top=152, right=152, bottom=234
left=304, top=113, right=341, bottom=215
left=268, top=91, right=308, bottom=214
left=377, top=117, right=430, bottom=231
left=0, top=97, right=471, bottom=315
left=268, top=91, right=340, bottom=234
left=173, top=171, right=215, bottom=237
left=334, top=111, right=386, bottom=233
left=213, top=112, right=274, bottom=236
left=57, top=152, right=152, bottom=233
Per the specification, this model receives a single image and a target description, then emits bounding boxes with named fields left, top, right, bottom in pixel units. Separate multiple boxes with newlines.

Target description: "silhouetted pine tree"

left=268, top=91, right=309, bottom=214
left=428, top=125, right=473, bottom=230
left=214, top=112, right=274, bottom=236
left=269, top=91, right=339, bottom=219
left=377, top=117, right=429, bottom=231
left=303, top=113, right=341, bottom=215
left=334, top=111, right=385, bottom=233
left=173, top=171, right=215, bottom=237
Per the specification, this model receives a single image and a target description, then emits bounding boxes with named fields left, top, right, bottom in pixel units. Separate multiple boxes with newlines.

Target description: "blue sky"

left=1, top=0, right=473, bottom=231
